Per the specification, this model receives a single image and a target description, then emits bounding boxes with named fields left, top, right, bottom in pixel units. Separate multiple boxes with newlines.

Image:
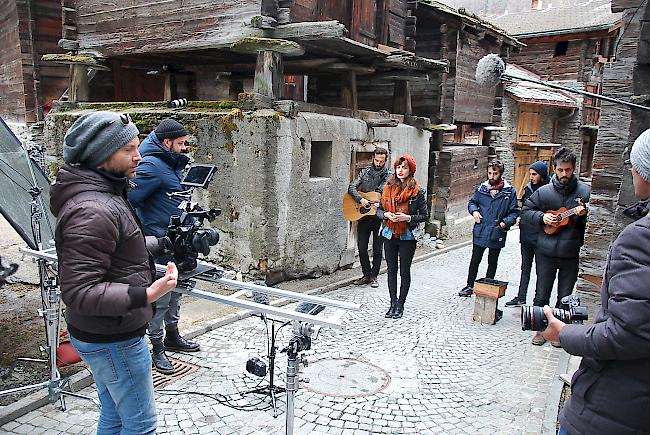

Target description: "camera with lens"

left=166, top=164, right=221, bottom=272
left=521, top=295, right=588, bottom=331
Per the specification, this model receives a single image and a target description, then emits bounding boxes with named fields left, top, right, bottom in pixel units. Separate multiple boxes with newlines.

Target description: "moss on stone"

left=220, top=109, right=244, bottom=135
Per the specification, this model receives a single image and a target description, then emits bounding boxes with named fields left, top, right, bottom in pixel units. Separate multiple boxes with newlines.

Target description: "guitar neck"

left=558, top=206, right=580, bottom=220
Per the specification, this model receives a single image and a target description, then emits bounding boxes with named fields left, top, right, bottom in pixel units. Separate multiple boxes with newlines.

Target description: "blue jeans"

left=148, top=291, right=182, bottom=340
left=70, top=335, right=157, bottom=435
left=558, top=427, right=571, bottom=435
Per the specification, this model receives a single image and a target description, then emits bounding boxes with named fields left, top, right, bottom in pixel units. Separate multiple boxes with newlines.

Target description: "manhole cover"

left=302, top=358, right=390, bottom=398
left=153, top=357, right=199, bottom=389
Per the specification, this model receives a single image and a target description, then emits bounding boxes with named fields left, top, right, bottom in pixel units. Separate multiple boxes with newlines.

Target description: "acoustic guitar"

left=543, top=200, right=588, bottom=235
left=343, top=191, right=382, bottom=222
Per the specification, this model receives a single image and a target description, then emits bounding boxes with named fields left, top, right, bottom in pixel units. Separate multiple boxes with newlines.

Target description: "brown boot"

left=531, top=332, right=546, bottom=346
left=353, top=276, right=372, bottom=285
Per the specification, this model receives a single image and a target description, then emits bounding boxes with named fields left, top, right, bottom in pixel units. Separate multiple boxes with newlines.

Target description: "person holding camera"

left=505, top=161, right=549, bottom=307
left=348, top=147, right=390, bottom=288
left=458, top=160, right=520, bottom=298
left=51, top=111, right=179, bottom=434
left=377, top=155, right=429, bottom=318
left=128, top=119, right=200, bottom=374
left=521, top=147, right=590, bottom=346
left=542, top=129, right=650, bottom=435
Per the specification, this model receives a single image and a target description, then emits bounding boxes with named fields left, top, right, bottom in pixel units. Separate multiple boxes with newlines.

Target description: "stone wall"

left=44, top=105, right=431, bottom=283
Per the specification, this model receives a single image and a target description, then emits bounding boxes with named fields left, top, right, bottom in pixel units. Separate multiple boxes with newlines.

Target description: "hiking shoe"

left=495, top=308, right=503, bottom=322
left=458, top=286, right=473, bottom=297
left=550, top=340, right=562, bottom=348
left=354, top=276, right=372, bottom=286
left=505, top=297, right=525, bottom=307
left=532, top=332, right=546, bottom=346
left=370, top=277, right=379, bottom=288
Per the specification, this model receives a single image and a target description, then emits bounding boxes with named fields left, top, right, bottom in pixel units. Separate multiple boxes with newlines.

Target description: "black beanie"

left=154, top=119, right=188, bottom=141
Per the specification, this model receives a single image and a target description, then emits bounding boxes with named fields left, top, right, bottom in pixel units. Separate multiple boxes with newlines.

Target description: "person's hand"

left=499, top=222, right=506, bottom=229
left=543, top=213, right=558, bottom=226
left=146, top=262, right=178, bottom=303
left=575, top=205, right=587, bottom=216
left=540, top=305, right=565, bottom=343
left=394, top=212, right=411, bottom=222
left=472, top=211, right=482, bottom=224
left=384, top=212, right=399, bottom=222
left=360, top=198, right=370, bottom=208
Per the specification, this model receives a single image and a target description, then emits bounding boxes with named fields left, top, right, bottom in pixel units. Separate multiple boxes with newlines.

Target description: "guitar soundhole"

left=360, top=206, right=371, bottom=214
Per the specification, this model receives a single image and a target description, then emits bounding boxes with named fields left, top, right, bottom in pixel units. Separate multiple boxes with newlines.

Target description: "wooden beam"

left=253, top=51, right=283, bottom=99
left=341, top=71, right=358, bottom=111
left=365, top=118, right=399, bottom=127
left=231, top=37, right=304, bottom=56
left=393, top=81, right=412, bottom=117
left=69, top=65, right=89, bottom=102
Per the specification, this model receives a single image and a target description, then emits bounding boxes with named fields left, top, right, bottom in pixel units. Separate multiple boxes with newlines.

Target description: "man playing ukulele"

left=521, top=147, right=590, bottom=346
left=348, top=147, right=390, bottom=288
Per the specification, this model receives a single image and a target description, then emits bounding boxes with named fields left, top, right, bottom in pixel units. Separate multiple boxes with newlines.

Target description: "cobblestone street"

left=0, top=232, right=566, bottom=435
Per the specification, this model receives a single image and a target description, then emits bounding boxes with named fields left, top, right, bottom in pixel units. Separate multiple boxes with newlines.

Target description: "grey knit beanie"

left=154, top=119, right=188, bottom=141
left=630, top=128, right=650, bottom=182
left=63, top=111, right=140, bottom=167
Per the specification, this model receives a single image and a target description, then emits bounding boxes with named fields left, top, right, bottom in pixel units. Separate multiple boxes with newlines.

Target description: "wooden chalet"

left=493, top=1, right=622, bottom=179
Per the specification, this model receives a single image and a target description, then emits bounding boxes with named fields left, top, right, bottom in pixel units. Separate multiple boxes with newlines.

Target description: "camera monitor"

left=0, top=117, right=56, bottom=250
left=181, top=164, right=216, bottom=189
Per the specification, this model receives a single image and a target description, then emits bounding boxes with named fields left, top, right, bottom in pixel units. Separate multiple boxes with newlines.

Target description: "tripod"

left=0, top=175, right=98, bottom=409
left=246, top=318, right=286, bottom=416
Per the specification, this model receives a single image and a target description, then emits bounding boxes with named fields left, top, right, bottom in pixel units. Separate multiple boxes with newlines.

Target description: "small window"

left=309, top=141, right=332, bottom=178
left=554, top=41, right=569, bottom=57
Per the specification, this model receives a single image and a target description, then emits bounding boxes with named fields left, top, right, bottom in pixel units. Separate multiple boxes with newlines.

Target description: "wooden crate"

left=473, top=278, right=508, bottom=300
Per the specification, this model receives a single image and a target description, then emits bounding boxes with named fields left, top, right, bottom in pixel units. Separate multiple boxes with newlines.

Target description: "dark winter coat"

left=128, top=132, right=190, bottom=237
left=558, top=213, right=650, bottom=435
left=521, top=175, right=591, bottom=258
left=348, top=164, right=390, bottom=203
left=519, top=180, right=548, bottom=246
left=377, top=186, right=429, bottom=238
left=51, top=165, right=159, bottom=342
left=468, top=180, right=520, bottom=249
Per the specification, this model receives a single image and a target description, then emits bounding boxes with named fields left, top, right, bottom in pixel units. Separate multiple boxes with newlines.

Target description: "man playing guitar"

left=348, top=147, right=390, bottom=288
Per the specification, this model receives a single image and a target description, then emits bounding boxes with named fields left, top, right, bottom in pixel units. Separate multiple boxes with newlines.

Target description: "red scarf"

left=381, top=181, right=420, bottom=236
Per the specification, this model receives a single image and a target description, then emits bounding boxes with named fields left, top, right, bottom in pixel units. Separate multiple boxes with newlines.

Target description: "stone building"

left=490, top=2, right=621, bottom=187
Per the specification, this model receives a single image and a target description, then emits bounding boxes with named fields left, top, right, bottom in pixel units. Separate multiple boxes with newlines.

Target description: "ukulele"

left=342, top=191, right=382, bottom=222
left=543, top=199, right=588, bottom=235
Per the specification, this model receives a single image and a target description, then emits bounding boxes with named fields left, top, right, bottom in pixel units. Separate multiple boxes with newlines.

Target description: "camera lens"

left=521, top=306, right=548, bottom=331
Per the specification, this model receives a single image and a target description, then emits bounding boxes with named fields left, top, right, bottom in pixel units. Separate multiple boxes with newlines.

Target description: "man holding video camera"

left=129, top=119, right=201, bottom=374
left=51, top=111, right=178, bottom=434
left=542, top=129, right=650, bottom=435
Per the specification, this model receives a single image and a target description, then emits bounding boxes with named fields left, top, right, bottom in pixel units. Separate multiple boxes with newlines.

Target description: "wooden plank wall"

left=452, top=35, right=498, bottom=124
left=507, top=39, right=596, bottom=82
left=0, top=0, right=25, bottom=122
left=412, top=10, right=443, bottom=121
left=72, top=0, right=260, bottom=55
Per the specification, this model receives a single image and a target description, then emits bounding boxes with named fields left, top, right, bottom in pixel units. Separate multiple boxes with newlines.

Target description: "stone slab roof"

left=505, top=64, right=578, bottom=107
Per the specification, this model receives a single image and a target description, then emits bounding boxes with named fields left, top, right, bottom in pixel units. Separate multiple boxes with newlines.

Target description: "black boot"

left=151, top=338, right=174, bottom=374
left=392, top=302, right=404, bottom=319
left=164, top=327, right=201, bottom=352
left=385, top=301, right=397, bottom=318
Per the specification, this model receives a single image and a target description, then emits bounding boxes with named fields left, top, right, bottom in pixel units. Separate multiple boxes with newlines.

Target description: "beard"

left=559, top=176, right=570, bottom=184
left=488, top=177, right=502, bottom=186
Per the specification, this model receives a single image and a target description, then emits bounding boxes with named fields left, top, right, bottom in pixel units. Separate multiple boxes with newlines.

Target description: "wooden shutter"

left=517, top=104, right=540, bottom=143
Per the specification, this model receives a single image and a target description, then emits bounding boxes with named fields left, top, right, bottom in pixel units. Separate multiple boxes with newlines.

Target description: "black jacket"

left=559, top=212, right=650, bottom=435
left=521, top=175, right=590, bottom=258
left=377, top=187, right=429, bottom=238
left=348, top=164, right=390, bottom=203
left=519, top=180, right=548, bottom=246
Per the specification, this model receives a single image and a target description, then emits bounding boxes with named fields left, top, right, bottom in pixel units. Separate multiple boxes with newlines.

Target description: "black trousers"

left=384, top=237, right=417, bottom=304
left=533, top=253, right=579, bottom=308
left=466, top=244, right=501, bottom=288
left=357, top=217, right=383, bottom=278
left=517, top=242, right=536, bottom=301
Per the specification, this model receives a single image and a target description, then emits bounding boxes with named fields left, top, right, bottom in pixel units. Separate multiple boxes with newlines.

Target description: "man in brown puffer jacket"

left=50, top=111, right=178, bottom=435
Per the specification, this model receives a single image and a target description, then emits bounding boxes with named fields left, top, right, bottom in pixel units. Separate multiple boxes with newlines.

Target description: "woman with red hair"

left=377, top=155, right=429, bottom=318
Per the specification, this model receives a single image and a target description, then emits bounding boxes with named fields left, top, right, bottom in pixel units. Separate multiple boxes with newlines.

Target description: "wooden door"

left=320, top=0, right=352, bottom=28
left=351, top=0, right=377, bottom=46
left=513, top=146, right=554, bottom=201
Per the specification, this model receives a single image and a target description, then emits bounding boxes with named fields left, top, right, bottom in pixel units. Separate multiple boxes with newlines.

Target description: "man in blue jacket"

left=459, top=160, right=520, bottom=297
left=129, top=119, right=200, bottom=374
left=505, top=160, right=549, bottom=307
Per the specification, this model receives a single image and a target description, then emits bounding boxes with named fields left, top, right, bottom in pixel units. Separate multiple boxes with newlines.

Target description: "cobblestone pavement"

left=1, top=231, right=565, bottom=435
